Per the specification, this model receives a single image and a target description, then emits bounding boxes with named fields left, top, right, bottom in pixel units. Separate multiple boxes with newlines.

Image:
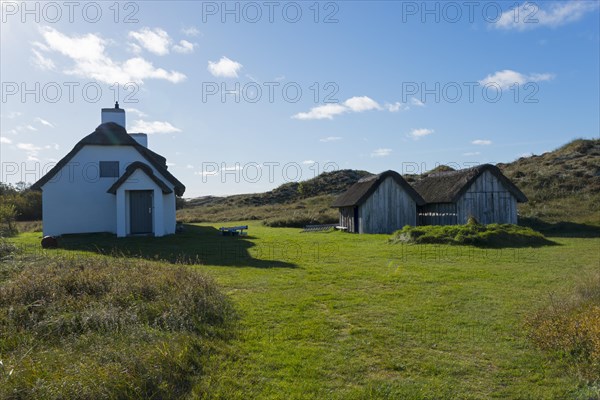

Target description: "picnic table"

left=219, top=225, right=248, bottom=236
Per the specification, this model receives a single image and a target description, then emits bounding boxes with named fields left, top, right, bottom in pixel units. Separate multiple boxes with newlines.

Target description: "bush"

left=390, top=223, right=555, bottom=247
left=0, top=202, right=18, bottom=236
left=0, top=183, right=42, bottom=222
left=0, top=256, right=236, bottom=399
left=525, top=273, right=600, bottom=383
left=263, top=212, right=337, bottom=228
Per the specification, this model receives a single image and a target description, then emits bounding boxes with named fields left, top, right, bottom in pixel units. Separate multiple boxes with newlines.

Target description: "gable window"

left=99, top=161, right=120, bottom=178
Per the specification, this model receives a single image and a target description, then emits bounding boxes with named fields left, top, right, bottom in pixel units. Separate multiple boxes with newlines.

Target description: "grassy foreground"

left=3, top=223, right=600, bottom=399
left=0, top=247, right=235, bottom=399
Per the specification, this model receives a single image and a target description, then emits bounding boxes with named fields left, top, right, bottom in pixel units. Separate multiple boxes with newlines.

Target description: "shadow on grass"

left=58, top=224, right=297, bottom=269
left=520, top=217, right=600, bottom=238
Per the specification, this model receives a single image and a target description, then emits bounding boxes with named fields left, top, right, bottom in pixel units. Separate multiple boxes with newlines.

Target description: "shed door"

left=130, top=190, right=153, bottom=234
left=353, top=207, right=359, bottom=233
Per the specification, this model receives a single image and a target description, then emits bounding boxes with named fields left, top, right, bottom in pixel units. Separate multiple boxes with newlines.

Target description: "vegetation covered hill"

left=180, top=138, right=599, bottom=229
left=186, top=169, right=371, bottom=208
left=497, top=139, right=600, bottom=225
left=178, top=169, right=371, bottom=226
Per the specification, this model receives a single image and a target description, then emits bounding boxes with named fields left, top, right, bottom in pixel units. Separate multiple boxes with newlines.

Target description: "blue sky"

left=1, top=0, right=599, bottom=197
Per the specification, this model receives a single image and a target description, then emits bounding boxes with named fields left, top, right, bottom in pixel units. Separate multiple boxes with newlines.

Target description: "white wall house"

left=32, top=104, right=185, bottom=237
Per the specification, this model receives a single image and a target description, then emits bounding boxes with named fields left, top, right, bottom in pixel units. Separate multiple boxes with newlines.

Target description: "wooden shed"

left=412, top=164, right=528, bottom=225
left=331, top=170, right=425, bottom=234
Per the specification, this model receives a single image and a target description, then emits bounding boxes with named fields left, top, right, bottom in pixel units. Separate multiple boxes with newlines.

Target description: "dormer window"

left=99, top=161, right=120, bottom=178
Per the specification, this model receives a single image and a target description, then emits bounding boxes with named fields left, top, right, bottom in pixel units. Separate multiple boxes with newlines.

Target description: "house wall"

left=339, top=207, right=356, bottom=233
left=455, top=170, right=518, bottom=224
left=418, top=203, right=457, bottom=225
left=357, top=176, right=417, bottom=234
left=41, top=145, right=176, bottom=236
left=162, top=191, right=176, bottom=235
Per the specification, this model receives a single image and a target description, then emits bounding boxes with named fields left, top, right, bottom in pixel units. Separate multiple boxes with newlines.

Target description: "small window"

left=99, top=161, right=119, bottom=178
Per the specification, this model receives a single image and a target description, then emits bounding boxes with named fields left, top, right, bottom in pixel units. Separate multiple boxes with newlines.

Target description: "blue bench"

left=219, top=225, right=248, bottom=236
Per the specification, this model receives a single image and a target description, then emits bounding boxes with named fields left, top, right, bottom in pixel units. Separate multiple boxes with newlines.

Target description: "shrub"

left=263, top=212, right=338, bottom=228
left=525, top=273, right=600, bottom=383
left=390, top=223, right=555, bottom=247
left=0, top=202, right=18, bottom=236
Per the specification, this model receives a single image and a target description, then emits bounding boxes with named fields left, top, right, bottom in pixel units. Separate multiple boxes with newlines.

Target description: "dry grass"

left=526, top=272, right=600, bottom=383
left=0, top=254, right=236, bottom=399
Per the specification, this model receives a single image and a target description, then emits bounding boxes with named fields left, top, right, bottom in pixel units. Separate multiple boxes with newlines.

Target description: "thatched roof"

left=332, top=170, right=425, bottom=208
left=107, top=162, right=172, bottom=194
left=31, top=122, right=185, bottom=196
left=412, top=164, right=528, bottom=203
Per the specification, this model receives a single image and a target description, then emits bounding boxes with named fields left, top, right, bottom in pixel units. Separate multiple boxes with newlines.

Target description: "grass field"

left=4, top=223, right=600, bottom=399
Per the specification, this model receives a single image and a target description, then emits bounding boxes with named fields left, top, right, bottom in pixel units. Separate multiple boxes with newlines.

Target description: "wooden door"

left=130, top=190, right=153, bottom=234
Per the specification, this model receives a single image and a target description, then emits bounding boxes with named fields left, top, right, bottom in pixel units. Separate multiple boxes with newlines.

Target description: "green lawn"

left=6, top=223, right=600, bottom=399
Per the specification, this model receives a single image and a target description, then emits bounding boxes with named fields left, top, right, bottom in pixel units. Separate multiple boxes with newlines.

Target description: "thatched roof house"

left=332, top=170, right=425, bottom=233
left=31, top=105, right=185, bottom=238
left=412, top=164, right=527, bottom=225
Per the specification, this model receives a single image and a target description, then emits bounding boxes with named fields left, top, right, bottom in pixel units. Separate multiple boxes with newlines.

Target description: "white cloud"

left=173, top=40, right=195, bottom=54
left=371, top=148, right=392, bottom=157
left=17, top=125, right=38, bottom=132
left=166, top=162, right=176, bottom=167
left=463, top=151, right=481, bottom=156
left=128, top=27, right=171, bottom=56
left=302, top=160, right=316, bottom=164
left=293, top=104, right=348, bottom=120
left=319, top=136, right=342, bottom=142
left=127, top=42, right=142, bottom=54
left=293, top=96, right=409, bottom=120
left=35, top=117, right=54, bottom=127
left=479, top=69, right=554, bottom=89
left=17, top=143, right=42, bottom=160
left=472, top=139, right=492, bottom=145
left=186, top=164, right=194, bottom=169
left=208, top=56, right=243, bottom=78
left=125, top=108, right=148, bottom=117
left=44, top=143, right=60, bottom=150
left=1, top=112, right=22, bottom=119
left=181, top=26, right=201, bottom=37
left=385, top=102, right=409, bottom=112
left=31, top=48, right=55, bottom=70
left=496, top=1, right=599, bottom=31
left=0, top=137, right=12, bottom=144
left=410, top=97, right=425, bottom=107
left=408, top=128, right=434, bottom=140
left=343, top=96, right=381, bottom=112
left=37, top=26, right=186, bottom=85
left=130, top=120, right=182, bottom=134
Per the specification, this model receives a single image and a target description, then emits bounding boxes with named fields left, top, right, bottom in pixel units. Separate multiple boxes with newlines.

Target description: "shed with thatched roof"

left=412, top=164, right=527, bottom=225
left=331, top=170, right=425, bottom=233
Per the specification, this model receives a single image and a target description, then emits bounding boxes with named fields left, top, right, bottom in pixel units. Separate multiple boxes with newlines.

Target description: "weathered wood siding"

left=455, top=170, right=517, bottom=224
left=339, top=207, right=357, bottom=233
left=357, top=177, right=417, bottom=234
left=418, top=203, right=457, bottom=225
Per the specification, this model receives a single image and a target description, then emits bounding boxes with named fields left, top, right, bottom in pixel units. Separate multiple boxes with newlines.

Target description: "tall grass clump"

left=525, top=272, right=600, bottom=385
left=0, top=238, right=19, bottom=259
left=390, top=223, right=555, bottom=247
left=0, top=255, right=236, bottom=399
